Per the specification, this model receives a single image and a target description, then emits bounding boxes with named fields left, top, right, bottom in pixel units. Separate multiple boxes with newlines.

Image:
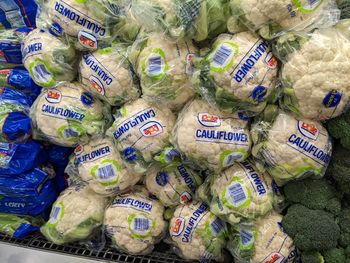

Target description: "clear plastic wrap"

left=167, top=201, right=228, bottom=262
left=251, top=105, right=332, bottom=186
left=229, top=0, right=340, bottom=39
left=107, top=98, right=176, bottom=173
left=197, top=160, right=284, bottom=224
left=31, top=82, right=112, bottom=147
left=227, top=212, right=296, bottom=263
left=144, top=163, right=203, bottom=207
left=171, top=98, right=252, bottom=172
left=103, top=186, right=167, bottom=255
left=66, top=137, right=143, bottom=196
left=44, top=0, right=140, bottom=51
left=199, top=32, right=278, bottom=116
left=276, top=22, right=350, bottom=121
left=133, top=32, right=197, bottom=111
left=41, top=184, right=109, bottom=245
left=129, top=0, right=230, bottom=42
left=0, top=214, right=43, bottom=239
left=78, top=45, right=140, bottom=106
left=22, top=28, right=78, bottom=88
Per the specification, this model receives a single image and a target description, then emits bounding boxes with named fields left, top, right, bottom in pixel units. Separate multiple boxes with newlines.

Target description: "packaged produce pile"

left=0, top=0, right=350, bottom=262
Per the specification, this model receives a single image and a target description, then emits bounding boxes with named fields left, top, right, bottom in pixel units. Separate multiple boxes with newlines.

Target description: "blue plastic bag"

left=0, top=213, right=42, bottom=238
left=47, top=145, right=74, bottom=167
left=0, top=1, right=38, bottom=29
left=0, top=112, right=32, bottom=142
left=0, top=87, right=35, bottom=109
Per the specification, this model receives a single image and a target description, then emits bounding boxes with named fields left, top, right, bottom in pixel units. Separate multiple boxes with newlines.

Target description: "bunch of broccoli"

left=327, top=109, right=350, bottom=150
left=281, top=176, right=350, bottom=263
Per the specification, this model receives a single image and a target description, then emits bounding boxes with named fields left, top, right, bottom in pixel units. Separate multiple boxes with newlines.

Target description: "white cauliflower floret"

left=172, top=98, right=252, bottom=171
left=107, top=98, right=176, bottom=173
left=252, top=110, right=332, bottom=186
left=41, top=184, right=109, bottom=245
left=136, top=32, right=197, bottom=111
left=145, top=163, right=203, bottom=207
left=206, top=160, right=278, bottom=224
left=281, top=26, right=350, bottom=120
left=168, top=201, right=228, bottom=261
left=79, top=46, right=140, bottom=106
left=228, top=212, right=296, bottom=263
left=204, top=32, right=278, bottom=115
left=31, top=82, right=110, bottom=147
left=22, top=28, right=77, bottom=88
left=104, top=187, right=167, bottom=255
left=70, top=137, right=142, bottom=196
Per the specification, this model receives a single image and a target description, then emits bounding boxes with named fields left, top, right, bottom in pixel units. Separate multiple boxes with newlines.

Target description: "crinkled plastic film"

left=171, top=98, right=252, bottom=172
left=198, top=32, right=278, bottom=116
left=66, top=137, right=142, bottom=196
left=78, top=46, right=140, bottom=106
left=226, top=212, right=296, bottom=263
left=106, top=98, right=176, bottom=174
left=229, top=0, right=340, bottom=39
left=251, top=106, right=332, bottom=186
left=30, top=82, right=112, bottom=147
left=22, top=28, right=78, bottom=88
left=40, top=183, right=109, bottom=245
left=103, top=187, right=167, bottom=255
left=166, top=201, right=228, bottom=262
left=0, top=213, right=43, bottom=239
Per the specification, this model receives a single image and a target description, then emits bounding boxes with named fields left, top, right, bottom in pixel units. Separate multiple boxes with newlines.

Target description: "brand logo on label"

left=180, top=192, right=192, bottom=204
left=265, top=52, right=277, bottom=69
left=78, top=31, right=97, bottom=49
left=140, top=121, right=163, bottom=137
left=198, top=113, right=221, bottom=127
left=74, top=145, right=84, bottom=155
left=298, top=121, right=319, bottom=140
left=46, top=89, right=62, bottom=104
left=155, top=172, right=169, bottom=186
left=251, top=86, right=267, bottom=102
left=264, top=252, right=284, bottom=263
left=89, top=75, right=105, bottom=95
left=171, top=217, right=185, bottom=236
left=323, top=90, right=342, bottom=108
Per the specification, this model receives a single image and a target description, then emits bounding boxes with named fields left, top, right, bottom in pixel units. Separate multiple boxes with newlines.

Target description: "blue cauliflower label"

left=239, top=161, right=268, bottom=196
left=112, top=197, right=153, bottom=212
left=323, top=90, right=342, bottom=108
left=251, top=86, right=267, bottom=102
left=41, top=105, right=85, bottom=121
left=177, top=164, right=196, bottom=193
left=0, top=143, right=18, bottom=166
left=49, top=22, right=63, bottom=36
left=122, top=147, right=138, bottom=162
left=156, top=172, right=169, bottom=186
left=75, top=144, right=111, bottom=164
left=239, top=228, right=255, bottom=248
left=209, top=41, right=239, bottom=72
left=128, top=214, right=153, bottom=238
left=81, top=92, right=94, bottom=106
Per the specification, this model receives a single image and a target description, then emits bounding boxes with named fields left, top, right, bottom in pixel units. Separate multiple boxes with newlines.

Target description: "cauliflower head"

left=279, top=26, right=350, bottom=120
left=202, top=32, right=278, bottom=115
left=41, top=184, right=109, bottom=245
left=168, top=201, right=228, bottom=261
left=135, top=32, right=197, bottom=111
left=70, top=137, right=142, bottom=196
left=104, top=187, right=167, bottom=255
left=172, top=98, right=252, bottom=171
left=22, top=28, right=77, bottom=88
left=145, top=163, right=203, bottom=207
left=107, top=98, right=176, bottom=173
left=252, top=108, right=332, bottom=186
left=79, top=46, right=140, bottom=106
left=227, top=212, right=296, bottom=263
left=230, top=0, right=339, bottom=39
left=204, top=160, right=279, bottom=224
left=31, top=82, right=110, bottom=147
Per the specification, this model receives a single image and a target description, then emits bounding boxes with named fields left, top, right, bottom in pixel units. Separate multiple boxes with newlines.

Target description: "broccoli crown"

left=283, top=178, right=341, bottom=215
left=327, top=110, right=350, bottom=149
left=323, top=248, right=346, bottom=263
left=327, top=144, right=350, bottom=195
left=300, top=251, right=324, bottom=263
left=339, top=209, right=350, bottom=248
left=282, top=204, right=340, bottom=252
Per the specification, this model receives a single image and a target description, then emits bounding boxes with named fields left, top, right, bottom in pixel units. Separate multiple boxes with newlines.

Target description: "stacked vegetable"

left=0, top=1, right=350, bottom=263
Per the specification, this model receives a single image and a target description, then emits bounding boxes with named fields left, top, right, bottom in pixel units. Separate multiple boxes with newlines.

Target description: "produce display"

left=0, top=1, right=350, bottom=263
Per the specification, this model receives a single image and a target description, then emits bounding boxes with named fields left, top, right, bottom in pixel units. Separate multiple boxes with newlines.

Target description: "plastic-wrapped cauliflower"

left=200, top=32, right=278, bottom=115
left=251, top=105, right=332, bottom=186
left=31, top=82, right=111, bottom=147
left=22, top=28, right=77, bottom=88
left=41, top=184, right=109, bottom=245
left=104, top=187, right=167, bottom=255
left=197, top=160, right=283, bottom=224
left=227, top=212, right=296, bottom=263
left=129, top=0, right=230, bottom=42
left=277, top=22, right=350, bottom=120
left=172, top=98, right=252, bottom=171
left=67, top=137, right=142, bottom=196
left=79, top=46, right=140, bottom=106
left=45, top=0, right=139, bottom=50
left=145, top=163, right=203, bottom=207
left=230, top=0, right=339, bottom=39
left=107, top=98, right=176, bottom=173
left=134, top=32, right=197, bottom=111
left=168, top=201, right=228, bottom=261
